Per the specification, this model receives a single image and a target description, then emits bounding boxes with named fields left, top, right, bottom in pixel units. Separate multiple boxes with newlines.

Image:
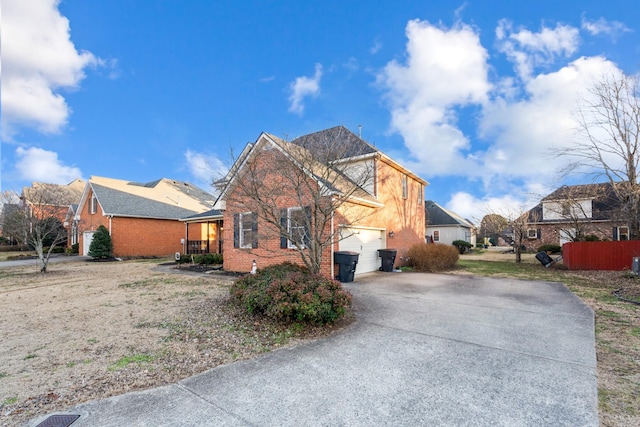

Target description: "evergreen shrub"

left=230, top=262, right=352, bottom=324
left=88, top=225, right=113, bottom=259
left=452, top=240, right=472, bottom=254
left=536, top=244, right=562, bottom=253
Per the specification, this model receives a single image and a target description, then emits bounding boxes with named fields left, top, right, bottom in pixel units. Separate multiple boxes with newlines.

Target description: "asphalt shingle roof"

left=91, top=183, right=205, bottom=219
left=290, top=125, right=378, bottom=160
left=426, top=200, right=473, bottom=227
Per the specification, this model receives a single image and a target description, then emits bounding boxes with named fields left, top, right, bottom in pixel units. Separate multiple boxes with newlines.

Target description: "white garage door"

left=339, top=227, right=385, bottom=275
left=82, top=231, right=95, bottom=256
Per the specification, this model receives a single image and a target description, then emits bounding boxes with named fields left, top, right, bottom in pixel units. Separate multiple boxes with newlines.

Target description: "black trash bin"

left=377, top=248, right=397, bottom=272
left=535, top=251, right=553, bottom=267
left=334, top=251, right=359, bottom=282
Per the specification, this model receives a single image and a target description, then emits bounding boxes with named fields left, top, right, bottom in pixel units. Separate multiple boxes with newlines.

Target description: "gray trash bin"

left=377, top=248, right=397, bottom=272
left=334, top=251, right=359, bottom=282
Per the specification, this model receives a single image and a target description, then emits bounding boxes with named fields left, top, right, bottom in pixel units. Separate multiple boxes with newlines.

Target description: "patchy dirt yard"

left=0, top=259, right=345, bottom=427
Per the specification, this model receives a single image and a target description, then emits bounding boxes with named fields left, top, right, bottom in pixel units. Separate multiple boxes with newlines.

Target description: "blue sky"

left=2, top=0, right=638, bottom=222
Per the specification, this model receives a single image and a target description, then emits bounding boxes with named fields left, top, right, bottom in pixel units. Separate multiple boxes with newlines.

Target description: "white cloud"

left=581, top=16, right=631, bottom=39
left=378, top=19, right=491, bottom=175
left=370, top=38, right=382, bottom=54
left=478, top=55, right=621, bottom=184
left=496, top=20, right=580, bottom=81
left=446, top=191, right=538, bottom=225
left=184, top=150, right=228, bottom=192
left=1, top=0, right=100, bottom=140
left=288, top=63, right=323, bottom=115
left=15, top=147, right=83, bottom=184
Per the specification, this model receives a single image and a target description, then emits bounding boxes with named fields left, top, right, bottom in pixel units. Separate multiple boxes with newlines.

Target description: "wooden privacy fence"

left=563, top=241, right=640, bottom=270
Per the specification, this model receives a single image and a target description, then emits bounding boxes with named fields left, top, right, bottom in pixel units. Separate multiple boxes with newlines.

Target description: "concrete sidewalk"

left=28, top=273, right=598, bottom=426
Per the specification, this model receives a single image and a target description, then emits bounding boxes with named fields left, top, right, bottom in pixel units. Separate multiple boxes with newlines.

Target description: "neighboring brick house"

left=21, top=179, right=85, bottom=222
left=425, top=200, right=476, bottom=246
left=19, top=179, right=85, bottom=247
left=524, top=182, right=627, bottom=250
left=76, top=176, right=214, bottom=257
left=213, top=125, right=428, bottom=279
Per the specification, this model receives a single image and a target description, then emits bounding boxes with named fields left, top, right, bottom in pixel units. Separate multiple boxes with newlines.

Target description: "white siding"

left=543, top=200, right=592, bottom=220
left=427, top=226, right=472, bottom=246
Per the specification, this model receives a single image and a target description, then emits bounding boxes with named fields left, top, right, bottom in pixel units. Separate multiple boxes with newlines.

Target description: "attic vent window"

left=402, top=175, right=408, bottom=199
left=89, top=194, right=97, bottom=214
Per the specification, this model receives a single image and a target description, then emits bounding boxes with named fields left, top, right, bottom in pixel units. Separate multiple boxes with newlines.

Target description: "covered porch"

left=182, top=209, right=224, bottom=255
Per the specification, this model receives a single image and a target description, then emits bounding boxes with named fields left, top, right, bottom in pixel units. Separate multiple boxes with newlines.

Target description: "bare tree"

left=557, top=73, right=640, bottom=239
left=2, top=185, right=73, bottom=272
left=482, top=207, right=538, bottom=263
left=510, top=206, right=543, bottom=263
left=222, top=128, right=376, bottom=274
left=479, top=214, right=508, bottom=246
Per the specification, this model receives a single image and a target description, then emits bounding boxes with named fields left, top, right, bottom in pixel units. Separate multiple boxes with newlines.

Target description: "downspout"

left=108, top=215, right=113, bottom=235
left=185, top=222, right=189, bottom=254
left=331, top=198, right=335, bottom=280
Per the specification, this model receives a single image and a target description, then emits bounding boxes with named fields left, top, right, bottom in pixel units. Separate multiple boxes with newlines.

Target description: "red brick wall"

left=222, top=149, right=426, bottom=276
left=78, top=187, right=186, bottom=257
left=523, top=222, right=623, bottom=251
left=77, top=188, right=109, bottom=253
left=337, top=159, right=425, bottom=267
left=110, top=217, right=184, bottom=257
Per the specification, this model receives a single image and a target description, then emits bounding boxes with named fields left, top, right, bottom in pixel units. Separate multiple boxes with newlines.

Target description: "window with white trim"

left=402, top=175, right=408, bottom=199
left=239, top=212, right=254, bottom=248
left=89, top=194, right=97, bottom=214
left=618, top=226, right=629, bottom=241
left=288, top=207, right=308, bottom=248
left=527, top=229, right=538, bottom=239
left=433, top=230, right=440, bottom=242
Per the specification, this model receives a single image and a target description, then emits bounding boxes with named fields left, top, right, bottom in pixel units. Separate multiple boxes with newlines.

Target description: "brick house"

left=213, top=126, right=428, bottom=279
left=75, top=176, right=214, bottom=257
left=524, top=182, right=628, bottom=250
left=425, top=200, right=476, bottom=246
left=18, top=179, right=85, bottom=247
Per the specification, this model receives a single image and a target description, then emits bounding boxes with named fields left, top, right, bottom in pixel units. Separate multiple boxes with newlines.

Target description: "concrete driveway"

left=29, top=272, right=598, bottom=426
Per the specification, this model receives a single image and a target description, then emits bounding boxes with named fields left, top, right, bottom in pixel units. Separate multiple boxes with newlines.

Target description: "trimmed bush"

left=177, top=253, right=223, bottom=264
left=230, top=262, right=352, bottom=324
left=537, top=244, right=562, bottom=253
left=584, top=235, right=601, bottom=241
left=407, top=243, right=459, bottom=272
left=198, top=253, right=223, bottom=264
left=89, top=225, right=113, bottom=259
left=452, top=240, right=472, bottom=254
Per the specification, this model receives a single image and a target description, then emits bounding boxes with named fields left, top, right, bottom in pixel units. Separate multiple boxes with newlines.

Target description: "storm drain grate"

left=35, top=414, right=81, bottom=427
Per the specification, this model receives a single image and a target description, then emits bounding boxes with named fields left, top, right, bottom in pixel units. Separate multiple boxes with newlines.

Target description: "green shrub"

left=177, top=253, right=223, bottom=264
left=198, top=253, right=223, bottom=264
left=452, top=240, right=472, bottom=254
left=537, top=244, right=561, bottom=253
left=584, top=235, right=601, bottom=241
left=45, top=246, right=65, bottom=254
left=89, top=225, right=113, bottom=259
left=407, top=243, right=459, bottom=272
left=230, top=262, right=352, bottom=324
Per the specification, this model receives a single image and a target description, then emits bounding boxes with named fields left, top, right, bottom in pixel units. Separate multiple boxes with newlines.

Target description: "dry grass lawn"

left=0, top=259, right=342, bottom=427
